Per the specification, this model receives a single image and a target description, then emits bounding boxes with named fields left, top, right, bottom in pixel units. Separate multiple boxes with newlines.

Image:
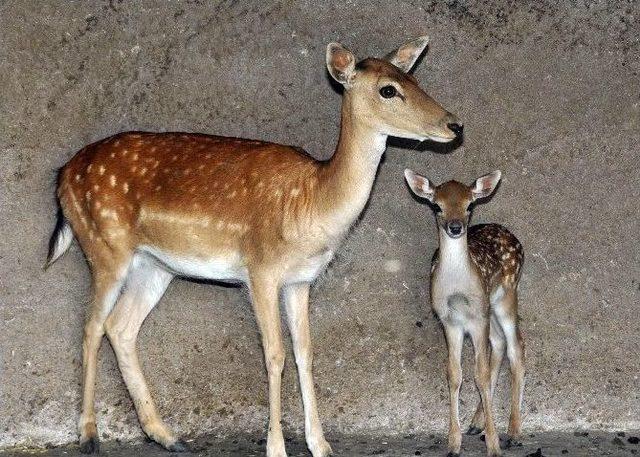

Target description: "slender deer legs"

left=468, top=318, right=506, bottom=435
left=505, top=324, right=525, bottom=440
left=103, top=256, right=183, bottom=451
left=78, top=268, right=126, bottom=454
left=469, top=291, right=526, bottom=443
left=443, top=324, right=464, bottom=456
left=469, top=322, right=501, bottom=457
left=497, top=290, right=525, bottom=440
left=283, top=283, right=332, bottom=457
left=250, top=274, right=287, bottom=457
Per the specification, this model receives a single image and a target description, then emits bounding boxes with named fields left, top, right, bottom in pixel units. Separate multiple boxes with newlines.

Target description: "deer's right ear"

left=471, top=170, right=502, bottom=200
left=404, top=169, right=435, bottom=201
left=384, top=36, right=430, bottom=73
left=326, top=43, right=356, bottom=87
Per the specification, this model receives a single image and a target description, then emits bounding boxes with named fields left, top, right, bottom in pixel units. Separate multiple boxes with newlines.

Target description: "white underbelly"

left=139, top=245, right=334, bottom=286
left=139, top=245, right=248, bottom=282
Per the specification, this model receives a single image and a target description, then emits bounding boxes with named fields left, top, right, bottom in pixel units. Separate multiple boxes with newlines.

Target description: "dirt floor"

left=3, top=431, right=640, bottom=457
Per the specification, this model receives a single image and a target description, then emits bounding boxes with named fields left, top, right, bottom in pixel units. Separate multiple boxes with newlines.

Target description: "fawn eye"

left=379, top=85, right=397, bottom=98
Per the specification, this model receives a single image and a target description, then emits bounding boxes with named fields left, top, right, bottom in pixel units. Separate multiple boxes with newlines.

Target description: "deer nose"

left=447, top=220, right=464, bottom=237
left=447, top=122, right=464, bottom=137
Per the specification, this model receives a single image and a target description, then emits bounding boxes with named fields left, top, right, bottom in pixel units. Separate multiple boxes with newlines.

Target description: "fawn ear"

left=384, top=36, right=430, bottom=73
left=405, top=168, right=435, bottom=201
left=472, top=170, right=502, bottom=200
left=326, top=43, right=356, bottom=86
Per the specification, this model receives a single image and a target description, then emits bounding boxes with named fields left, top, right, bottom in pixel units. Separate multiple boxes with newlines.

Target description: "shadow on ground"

left=2, top=431, right=639, bottom=456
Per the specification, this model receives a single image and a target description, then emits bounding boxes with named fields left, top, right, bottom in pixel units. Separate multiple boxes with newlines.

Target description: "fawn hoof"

left=467, top=425, right=483, bottom=435
left=79, top=436, right=100, bottom=454
left=447, top=452, right=461, bottom=457
left=486, top=440, right=502, bottom=456
left=309, top=438, right=333, bottom=457
left=505, top=437, right=522, bottom=448
left=166, top=439, right=189, bottom=452
left=266, top=436, right=287, bottom=457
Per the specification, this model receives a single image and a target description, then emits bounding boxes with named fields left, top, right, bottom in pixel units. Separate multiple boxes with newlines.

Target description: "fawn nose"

left=447, top=220, right=464, bottom=237
left=447, top=122, right=464, bottom=137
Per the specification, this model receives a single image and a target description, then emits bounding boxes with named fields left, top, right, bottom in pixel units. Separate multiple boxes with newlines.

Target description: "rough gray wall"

left=1, top=0, right=639, bottom=448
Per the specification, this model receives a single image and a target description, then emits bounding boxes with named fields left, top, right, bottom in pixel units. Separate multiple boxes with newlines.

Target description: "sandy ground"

left=3, top=431, right=640, bottom=457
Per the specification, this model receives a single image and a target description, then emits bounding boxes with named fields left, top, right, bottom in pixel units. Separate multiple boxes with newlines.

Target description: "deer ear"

left=384, top=36, right=430, bottom=73
left=405, top=169, right=435, bottom=201
left=326, top=43, right=356, bottom=86
left=472, top=170, right=502, bottom=200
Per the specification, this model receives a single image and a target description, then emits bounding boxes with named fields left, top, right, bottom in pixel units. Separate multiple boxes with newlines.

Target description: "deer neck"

left=437, top=229, right=473, bottom=274
left=316, top=94, right=387, bottom=235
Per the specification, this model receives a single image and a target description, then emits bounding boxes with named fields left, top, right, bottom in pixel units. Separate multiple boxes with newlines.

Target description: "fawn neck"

left=317, top=92, right=387, bottom=228
left=437, top=228, right=472, bottom=272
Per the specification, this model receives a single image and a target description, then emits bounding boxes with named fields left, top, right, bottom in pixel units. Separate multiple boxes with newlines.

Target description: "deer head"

left=404, top=169, right=502, bottom=238
left=326, top=36, right=463, bottom=143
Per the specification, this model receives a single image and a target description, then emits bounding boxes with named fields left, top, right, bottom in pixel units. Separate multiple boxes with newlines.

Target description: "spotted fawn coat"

left=405, top=170, right=526, bottom=457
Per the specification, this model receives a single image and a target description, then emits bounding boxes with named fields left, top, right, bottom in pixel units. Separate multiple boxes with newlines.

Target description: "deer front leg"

left=468, top=318, right=505, bottom=435
left=250, top=273, right=287, bottom=457
left=443, top=324, right=464, bottom=457
left=470, top=321, right=501, bottom=457
left=283, top=283, right=332, bottom=457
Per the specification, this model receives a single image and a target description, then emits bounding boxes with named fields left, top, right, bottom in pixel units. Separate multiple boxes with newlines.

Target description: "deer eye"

left=379, top=85, right=397, bottom=98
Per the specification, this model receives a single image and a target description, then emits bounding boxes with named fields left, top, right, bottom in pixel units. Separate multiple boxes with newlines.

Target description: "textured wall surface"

left=1, top=0, right=639, bottom=449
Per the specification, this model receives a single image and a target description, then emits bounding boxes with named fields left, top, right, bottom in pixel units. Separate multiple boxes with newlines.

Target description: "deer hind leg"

left=468, top=316, right=506, bottom=435
left=469, top=318, right=502, bottom=457
left=249, top=272, right=287, bottom=457
left=79, top=261, right=129, bottom=454
left=495, top=288, right=525, bottom=442
left=103, top=255, right=183, bottom=451
left=283, top=283, right=332, bottom=457
left=443, top=324, right=464, bottom=457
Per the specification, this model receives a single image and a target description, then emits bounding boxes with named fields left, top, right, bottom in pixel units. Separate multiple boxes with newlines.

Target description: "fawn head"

left=404, top=169, right=502, bottom=238
left=326, top=36, right=462, bottom=142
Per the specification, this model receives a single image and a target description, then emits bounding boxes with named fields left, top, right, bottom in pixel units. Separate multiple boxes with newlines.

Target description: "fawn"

left=404, top=169, right=525, bottom=457
left=46, top=37, right=462, bottom=457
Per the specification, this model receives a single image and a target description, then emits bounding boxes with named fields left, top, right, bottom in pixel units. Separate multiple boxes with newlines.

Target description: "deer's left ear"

left=472, top=170, right=502, bottom=200
left=326, top=43, right=356, bottom=87
left=384, top=36, right=430, bottom=73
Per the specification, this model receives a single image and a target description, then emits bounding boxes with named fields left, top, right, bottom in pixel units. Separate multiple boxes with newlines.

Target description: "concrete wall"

left=1, top=0, right=638, bottom=448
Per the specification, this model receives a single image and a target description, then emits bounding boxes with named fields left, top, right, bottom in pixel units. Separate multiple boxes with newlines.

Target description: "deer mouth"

left=426, top=133, right=457, bottom=143
left=423, top=121, right=462, bottom=142
left=416, top=130, right=457, bottom=143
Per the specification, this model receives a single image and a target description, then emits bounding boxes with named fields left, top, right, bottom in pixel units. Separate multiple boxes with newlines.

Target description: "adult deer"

left=46, top=37, right=462, bottom=457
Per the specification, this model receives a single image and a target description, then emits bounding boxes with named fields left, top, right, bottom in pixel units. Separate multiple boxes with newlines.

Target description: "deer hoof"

left=166, top=439, right=189, bottom=452
left=505, top=437, right=522, bottom=448
left=79, top=436, right=100, bottom=454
